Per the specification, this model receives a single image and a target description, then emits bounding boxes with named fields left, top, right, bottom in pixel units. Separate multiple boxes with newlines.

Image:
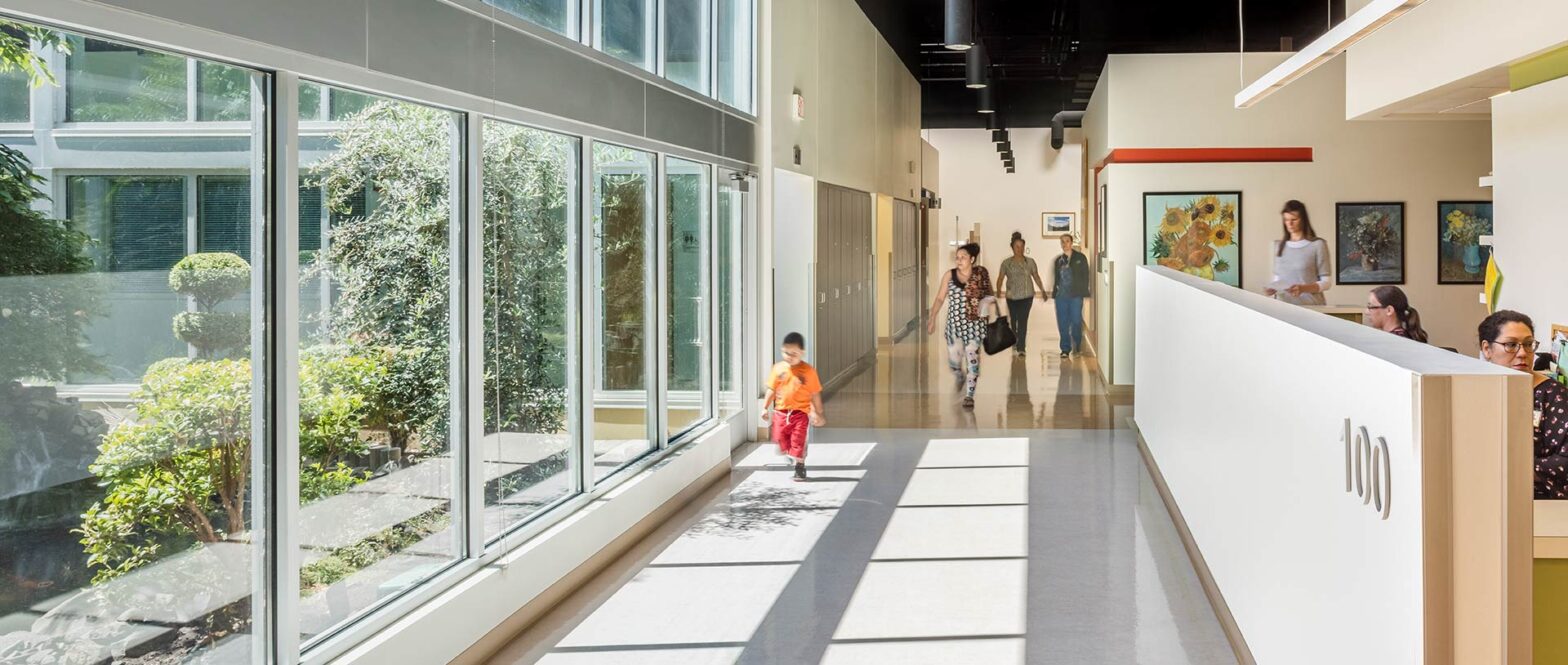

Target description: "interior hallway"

left=486, top=309, right=1234, bottom=664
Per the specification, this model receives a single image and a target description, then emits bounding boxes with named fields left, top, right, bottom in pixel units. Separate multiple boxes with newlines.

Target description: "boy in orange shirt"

left=761, top=332, right=826, bottom=481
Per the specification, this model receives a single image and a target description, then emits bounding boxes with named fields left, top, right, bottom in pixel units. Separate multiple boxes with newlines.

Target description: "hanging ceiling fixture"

left=996, top=140, right=1011, bottom=153
left=977, top=86, right=995, bottom=114
left=943, top=0, right=974, bottom=51
left=965, top=40, right=989, bottom=89
left=985, top=113, right=1001, bottom=130
left=1235, top=0, right=1428, bottom=108
left=991, top=129, right=1008, bottom=143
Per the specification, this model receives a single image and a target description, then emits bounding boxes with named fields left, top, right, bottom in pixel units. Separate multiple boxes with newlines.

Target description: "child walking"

left=761, top=332, right=826, bottom=481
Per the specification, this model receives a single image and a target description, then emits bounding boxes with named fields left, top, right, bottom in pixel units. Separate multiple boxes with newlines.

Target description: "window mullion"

left=577, top=139, right=595, bottom=493
left=652, top=154, right=668, bottom=448
left=461, top=112, right=484, bottom=559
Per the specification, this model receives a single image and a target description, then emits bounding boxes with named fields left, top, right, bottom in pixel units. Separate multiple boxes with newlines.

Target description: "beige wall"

left=1345, top=0, right=1568, bottom=118
left=1089, top=53, right=1492, bottom=385
left=927, top=128, right=1084, bottom=287
left=1492, top=74, right=1568, bottom=342
left=875, top=193, right=894, bottom=338
left=768, top=0, right=922, bottom=198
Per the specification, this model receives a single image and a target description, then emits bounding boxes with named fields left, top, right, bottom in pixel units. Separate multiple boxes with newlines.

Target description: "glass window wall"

left=481, top=119, right=579, bottom=539
left=598, top=0, right=653, bottom=71
left=716, top=0, right=753, bottom=111
left=665, top=157, right=710, bottom=436
left=591, top=142, right=655, bottom=482
left=716, top=169, right=744, bottom=418
left=294, top=84, right=463, bottom=642
left=662, top=0, right=709, bottom=94
left=487, top=0, right=575, bottom=38
left=0, top=21, right=265, bottom=662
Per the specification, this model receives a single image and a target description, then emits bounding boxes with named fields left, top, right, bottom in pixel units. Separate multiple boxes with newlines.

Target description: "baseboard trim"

left=1132, top=422, right=1255, bottom=665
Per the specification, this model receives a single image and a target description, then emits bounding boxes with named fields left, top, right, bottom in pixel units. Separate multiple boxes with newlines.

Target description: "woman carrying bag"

left=927, top=242, right=997, bottom=408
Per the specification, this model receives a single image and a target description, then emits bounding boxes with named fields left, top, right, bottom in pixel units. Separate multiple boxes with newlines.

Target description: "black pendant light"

left=977, top=85, right=995, bottom=114
left=944, top=0, right=974, bottom=51
left=991, top=129, right=1008, bottom=143
left=985, top=113, right=1001, bottom=130
left=965, top=40, right=988, bottom=89
left=996, top=140, right=1010, bottom=153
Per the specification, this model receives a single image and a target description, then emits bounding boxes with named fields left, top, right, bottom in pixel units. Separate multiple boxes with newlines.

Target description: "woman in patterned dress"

left=1477, top=310, right=1568, bottom=498
left=926, top=243, right=994, bottom=408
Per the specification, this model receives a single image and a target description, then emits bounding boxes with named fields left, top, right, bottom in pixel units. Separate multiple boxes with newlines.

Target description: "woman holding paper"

left=1262, top=200, right=1332, bottom=306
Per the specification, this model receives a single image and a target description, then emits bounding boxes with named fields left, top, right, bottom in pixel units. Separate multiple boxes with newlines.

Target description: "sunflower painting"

left=1144, top=192, right=1243, bottom=287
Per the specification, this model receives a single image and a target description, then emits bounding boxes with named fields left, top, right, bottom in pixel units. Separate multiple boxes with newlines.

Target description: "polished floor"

left=487, top=313, right=1233, bottom=664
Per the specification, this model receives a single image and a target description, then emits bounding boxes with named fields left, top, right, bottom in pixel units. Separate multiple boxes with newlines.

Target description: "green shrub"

left=172, top=311, right=249, bottom=357
left=168, top=252, right=249, bottom=310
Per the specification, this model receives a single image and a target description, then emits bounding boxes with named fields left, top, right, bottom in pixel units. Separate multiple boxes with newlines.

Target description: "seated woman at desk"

left=1366, top=285, right=1428, bottom=342
left=1478, top=310, right=1568, bottom=498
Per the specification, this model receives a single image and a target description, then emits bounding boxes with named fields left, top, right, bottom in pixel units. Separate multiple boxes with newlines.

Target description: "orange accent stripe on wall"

left=1094, top=147, right=1314, bottom=170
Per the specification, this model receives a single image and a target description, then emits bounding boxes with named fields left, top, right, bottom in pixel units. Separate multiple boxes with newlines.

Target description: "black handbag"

left=983, top=315, right=1016, bottom=355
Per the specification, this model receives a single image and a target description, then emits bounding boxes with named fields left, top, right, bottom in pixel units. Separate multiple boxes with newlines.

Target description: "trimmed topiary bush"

left=172, top=311, right=249, bottom=358
left=168, top=252, right=250, bottom=357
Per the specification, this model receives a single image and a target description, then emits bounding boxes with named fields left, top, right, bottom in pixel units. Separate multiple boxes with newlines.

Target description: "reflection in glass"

left=482, top=119, right=578, bottom=539
left=196, top=61, right=252, bottom=121
left=663, top=0, right=709, bottom=93
left=716, top=0, right=754, bottom=111
left=598, top=0, right=651, bottom=70
left=592, top=143, right=654, bottom=481
left=65, top=36, right=187, bottom=122
left=295, top=84, right=462, bottom=642
left=0, top=67, right=29, bottom=123
left=0, top=21, right=263, bottom=662
left=488, top=0, right=574, bottom=37
left=717, top=170, right=743, bottom=418
left=666, top=158, right=709, bottom=436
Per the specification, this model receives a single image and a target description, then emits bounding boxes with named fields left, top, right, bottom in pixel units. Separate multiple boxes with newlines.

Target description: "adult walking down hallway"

left=927, top=242, right=994, bottom=408
left=996, top=232, right=1047, bottom=356
left=1048, top=233, right=1091, bottom=358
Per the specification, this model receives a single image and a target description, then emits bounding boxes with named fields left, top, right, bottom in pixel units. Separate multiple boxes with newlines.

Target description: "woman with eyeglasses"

left=1365, top=286, right=1428, bottom=343
left=1478, top=310, right=1568, bottom=499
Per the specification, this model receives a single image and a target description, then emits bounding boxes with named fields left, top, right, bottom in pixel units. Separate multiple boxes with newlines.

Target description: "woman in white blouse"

left=1263, top=199, right=1332, bottom=306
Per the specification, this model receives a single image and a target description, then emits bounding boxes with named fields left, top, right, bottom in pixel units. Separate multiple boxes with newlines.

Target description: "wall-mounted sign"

left=1343, top=419, right=1392, bottom=520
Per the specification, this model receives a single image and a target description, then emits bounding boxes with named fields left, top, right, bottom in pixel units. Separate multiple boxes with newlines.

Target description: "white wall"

left=1492, top=74, right=1568, bottom=342
left=1135, top=266, right=1530, bottom=665
left=1345, top=0, right=1568, bottom=119
left=926, top=127, right=1084, bottom=283
left=1090, top=54, right=1491, bottom=386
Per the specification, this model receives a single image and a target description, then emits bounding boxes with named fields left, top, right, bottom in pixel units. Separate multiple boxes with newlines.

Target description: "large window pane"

left=0, top=67, right=29, bottom=123
left=663, top=0, right=709, bottom=94
left=717, top=169, right=743, bottom=418
left=65, top=35, right=187, bottom=122
left=592, top=143, right=654, bottom=481
left=716, top=0, right=753, bottom=111
left=598, top=0, right=652, bottom=70
left=488, top=0, right=574, bottom=37
left=666, top=158, right=709, bottom=436
left=295, top=85, right=462, bottom=642
left=481, top=119, right=578, bottom=539
left=0, top=23, right=264, bottom=662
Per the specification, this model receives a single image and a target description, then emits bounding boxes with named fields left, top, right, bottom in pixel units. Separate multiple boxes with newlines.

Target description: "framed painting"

left=1335, top=202, right=1405, bottom=285
left=1143, top=191, right=1242, bottom=287
left=1552, top=324, right=1568, bottom=388
left=1042, top=211, right=1075, bottom=238
left=1437, top=201, right=1493, bottom=284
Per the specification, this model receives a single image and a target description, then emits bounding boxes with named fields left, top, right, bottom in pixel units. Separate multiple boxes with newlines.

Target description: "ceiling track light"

left=943, top=0, right=974, bottom=51
left=965, top=40, right=988, bottom=89
left=977, top=85, right=995, bottom=114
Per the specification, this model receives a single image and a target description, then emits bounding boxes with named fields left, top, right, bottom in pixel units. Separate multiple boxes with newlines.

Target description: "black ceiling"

left=856, top=0, right=1348, bottom=128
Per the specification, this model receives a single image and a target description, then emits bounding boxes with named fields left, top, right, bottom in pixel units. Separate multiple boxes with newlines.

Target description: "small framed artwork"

left=1042, top=211, right=1075, bottom=237
left=1144, top=191, right=1242, bottom=287
left=1437, top=201, right=1493, bottom=284
left=1335, top=202, right=1405, bottom=285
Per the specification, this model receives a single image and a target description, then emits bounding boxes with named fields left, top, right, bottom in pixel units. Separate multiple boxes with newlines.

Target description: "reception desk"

left=1134, top=266, right=1532, bottom=665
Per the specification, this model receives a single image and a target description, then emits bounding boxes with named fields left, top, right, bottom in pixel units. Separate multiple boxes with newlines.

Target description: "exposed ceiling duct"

left=1050, top=110, right=1084, bottom=149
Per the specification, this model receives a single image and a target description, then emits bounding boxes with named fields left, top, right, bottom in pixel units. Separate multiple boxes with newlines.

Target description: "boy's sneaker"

left=793, top=462, right=807, bottom=482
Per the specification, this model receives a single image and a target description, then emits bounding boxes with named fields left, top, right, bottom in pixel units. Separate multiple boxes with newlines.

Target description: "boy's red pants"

left=771, top=409, right=809, bottom=459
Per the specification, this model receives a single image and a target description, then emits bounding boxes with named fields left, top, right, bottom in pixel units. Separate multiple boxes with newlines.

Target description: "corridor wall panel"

left=815, top=182, right=875, bottom=386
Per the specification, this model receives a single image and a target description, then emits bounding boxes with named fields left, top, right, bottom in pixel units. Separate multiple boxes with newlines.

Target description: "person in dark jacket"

left=1046, top=233, right=1092, bottom=358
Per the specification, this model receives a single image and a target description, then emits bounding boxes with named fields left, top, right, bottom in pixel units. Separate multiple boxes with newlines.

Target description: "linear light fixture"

left=1234, top=0, right=1427, bottom=108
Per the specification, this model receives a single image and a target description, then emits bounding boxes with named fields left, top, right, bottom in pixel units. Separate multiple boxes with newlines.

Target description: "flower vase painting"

left=1144, top=192, right=1242, bottom=287
left=1335, top=203, right=1404, bottom=284
left=1438, top=201, right=1493, bottom=284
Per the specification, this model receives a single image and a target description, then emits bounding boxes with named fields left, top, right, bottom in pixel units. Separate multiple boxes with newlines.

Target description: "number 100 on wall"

left=1344, top=418, right=1392, bottom=520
